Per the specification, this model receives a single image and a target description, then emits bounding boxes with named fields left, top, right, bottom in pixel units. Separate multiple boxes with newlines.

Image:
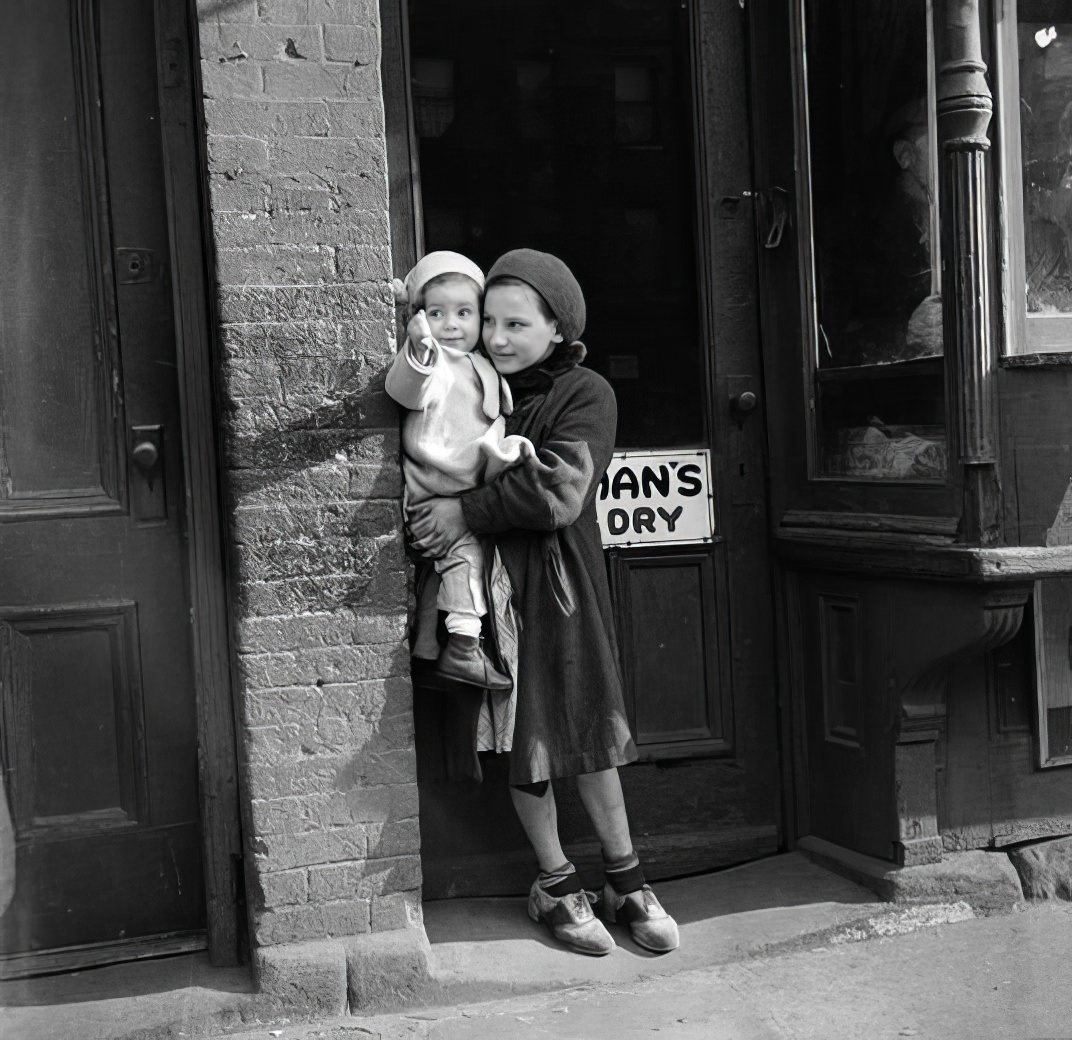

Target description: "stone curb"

left=747, top=900, right=977, bottom=961
left=797, top=836, right=1026, bottom=914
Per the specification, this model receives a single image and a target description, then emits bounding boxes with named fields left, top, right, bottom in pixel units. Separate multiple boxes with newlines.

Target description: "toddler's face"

left=482, top=283, right=562, bottom=375
left=422, top=278, right=481, bottom=353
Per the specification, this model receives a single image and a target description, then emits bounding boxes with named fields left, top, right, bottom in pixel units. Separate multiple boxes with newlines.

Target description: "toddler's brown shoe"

left=434, top=634, right=513, bottom=691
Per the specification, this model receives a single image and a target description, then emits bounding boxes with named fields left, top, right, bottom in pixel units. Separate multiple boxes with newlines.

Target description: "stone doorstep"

left=796, top=835, right=1027, bottom=914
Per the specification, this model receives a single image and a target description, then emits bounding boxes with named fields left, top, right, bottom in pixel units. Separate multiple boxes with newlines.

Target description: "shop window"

left=1034, top=579, right=1072, bottom=766
left=997, top=1, right=1072, bottom=352
left=792, top=0, right=947, bottom=482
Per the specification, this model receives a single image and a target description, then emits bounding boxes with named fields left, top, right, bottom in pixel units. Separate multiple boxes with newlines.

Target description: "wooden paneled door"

left=385, top=0, right=781, bottom=896
left=0, top=0, right=212, bottom=974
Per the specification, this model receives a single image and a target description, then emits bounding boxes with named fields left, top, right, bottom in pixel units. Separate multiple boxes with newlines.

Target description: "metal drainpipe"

left=938, top=0, right=1002, bottom=545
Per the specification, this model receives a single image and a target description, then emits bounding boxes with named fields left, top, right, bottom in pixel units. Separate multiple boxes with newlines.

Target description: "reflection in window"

left=1018, top=11, right=1072, bottom=315
left=798, top=0, right=946, bottom=481
left=804, top=0, right=940, bottom=367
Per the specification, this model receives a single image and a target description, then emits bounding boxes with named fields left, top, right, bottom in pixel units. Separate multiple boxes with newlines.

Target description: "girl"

left=409, top=249, right=679, bottom=956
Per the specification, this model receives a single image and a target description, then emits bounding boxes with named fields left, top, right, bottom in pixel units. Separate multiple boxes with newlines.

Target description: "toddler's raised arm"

left=385, top=309, right=439, bottom=410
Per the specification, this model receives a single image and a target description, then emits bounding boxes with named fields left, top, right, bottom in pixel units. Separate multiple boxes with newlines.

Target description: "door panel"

left=397, top=0, right=781, bottom=895
left=2, top=605, right=148, bottom=832
left=792, top=574, right=899, bottom=858
left=1, top=0, right=122, bottom=514
left=0, top=0, right=203, bottom=969
left=610, top=552, right=730, bottom=754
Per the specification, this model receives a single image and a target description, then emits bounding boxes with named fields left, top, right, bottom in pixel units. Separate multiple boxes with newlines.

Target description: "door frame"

left=381, top=0, right=422, bottom=281
left=381, top=0, right=784, bottom=877
left=691, top=0, right=783, bottom=842
left=152, top=0, right=244, bottom=966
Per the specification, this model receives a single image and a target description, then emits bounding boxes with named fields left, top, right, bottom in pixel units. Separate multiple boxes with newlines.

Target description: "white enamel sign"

left=596, top=449, right=715, bottom=548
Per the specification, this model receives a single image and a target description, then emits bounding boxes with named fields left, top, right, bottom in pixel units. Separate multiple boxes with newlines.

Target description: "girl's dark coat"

left=461, top=349, right=638, bottom=785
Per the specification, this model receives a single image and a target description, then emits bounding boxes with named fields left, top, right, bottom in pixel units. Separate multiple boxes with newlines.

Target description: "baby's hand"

left=406, top=310, right=435, bottom=365
left=408, top=310, right=433, bottom=345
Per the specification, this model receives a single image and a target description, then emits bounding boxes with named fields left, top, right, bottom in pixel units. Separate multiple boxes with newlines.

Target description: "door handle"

left=129, top=426, right=166, bottom=520
left=760, top=186, right=791, bottom=250
left=131, top=440, right=159, bottom=473
left=730, top=390, right=759, bottom=418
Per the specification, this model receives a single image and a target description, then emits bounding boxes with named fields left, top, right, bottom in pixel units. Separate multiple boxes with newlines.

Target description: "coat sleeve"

left=461, top=372, right=617, bottom=534
left=385, top=338, right=439, bottom=410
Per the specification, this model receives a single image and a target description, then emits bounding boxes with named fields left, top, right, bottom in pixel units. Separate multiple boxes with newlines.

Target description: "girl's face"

left=421, top=277, right=481, bottom=353
left=481, top=283, right=562, bottom=375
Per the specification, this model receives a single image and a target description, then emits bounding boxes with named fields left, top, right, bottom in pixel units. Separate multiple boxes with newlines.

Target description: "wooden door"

left=387, top=0, right=781, bottom=896
left=0, top=0, right=204, bottom=974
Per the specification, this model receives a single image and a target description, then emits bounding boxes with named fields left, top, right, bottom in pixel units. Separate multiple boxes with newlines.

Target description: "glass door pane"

left=409, top=0, right=705, bottom=449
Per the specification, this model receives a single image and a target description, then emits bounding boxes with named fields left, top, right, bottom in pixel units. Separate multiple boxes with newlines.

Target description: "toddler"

left=386, top=251, right=533, bottom=690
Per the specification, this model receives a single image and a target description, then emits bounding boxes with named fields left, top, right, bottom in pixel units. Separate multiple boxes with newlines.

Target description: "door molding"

left=381, top=0, right=422, bottom=279
left=153, top=0, right=244, bottom=966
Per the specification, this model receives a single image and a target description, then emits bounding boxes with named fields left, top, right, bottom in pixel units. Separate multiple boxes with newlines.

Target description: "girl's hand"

left=407, top=496, right=469, bottom=558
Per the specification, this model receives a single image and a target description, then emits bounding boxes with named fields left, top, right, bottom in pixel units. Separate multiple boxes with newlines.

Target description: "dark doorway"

left=387, top=0, right=781, bottom=896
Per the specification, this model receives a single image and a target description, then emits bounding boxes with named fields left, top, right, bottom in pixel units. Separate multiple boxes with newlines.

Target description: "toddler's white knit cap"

left=403, top=251, right=485, bottom=303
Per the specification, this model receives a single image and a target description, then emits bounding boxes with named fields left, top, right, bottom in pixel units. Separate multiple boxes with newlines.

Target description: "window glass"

left=798, top=0, right=946, bottom=481
left=1017, top=8, right=1072, bottom=316
left=409, top=0, right=705, bottom=448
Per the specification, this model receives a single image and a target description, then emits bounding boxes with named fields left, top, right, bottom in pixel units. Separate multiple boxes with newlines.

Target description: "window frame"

left=995, top=0, right=1072, bottom=355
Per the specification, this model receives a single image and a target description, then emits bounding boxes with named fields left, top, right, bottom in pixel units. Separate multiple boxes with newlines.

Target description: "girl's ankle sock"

left=603, top=849, right=646, bottom=894
left=537, top=861, right=583, bottom=897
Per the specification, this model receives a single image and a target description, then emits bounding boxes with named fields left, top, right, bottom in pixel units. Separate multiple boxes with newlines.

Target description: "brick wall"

left=195, top=0, right=419, bottom=946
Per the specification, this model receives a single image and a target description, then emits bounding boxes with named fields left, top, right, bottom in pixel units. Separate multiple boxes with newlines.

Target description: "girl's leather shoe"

left=598, top=883, right=679, bottom=953
left=527, top=882, right=615, bottom=956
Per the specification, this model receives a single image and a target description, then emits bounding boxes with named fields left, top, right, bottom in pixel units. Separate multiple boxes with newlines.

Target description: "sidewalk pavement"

left=1, top=851, right=1059, bottom=1040
left=266, top=901, right=1072, bottom=1040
